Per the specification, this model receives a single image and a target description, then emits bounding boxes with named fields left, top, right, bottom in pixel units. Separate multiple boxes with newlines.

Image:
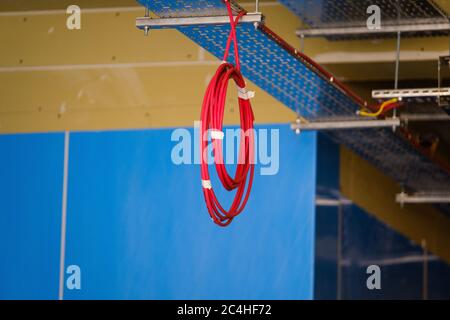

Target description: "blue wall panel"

left=429, top=260, right=450, bottom=299
left=341, top=205, right=424, bottom=300
left=2, top=129, right=450, bottom=299
left=63, top=125, right=317, bottom=299
left=313, top=134, right=450, bottom=299
left=314, top=134, right=340, bottom=300
left=0, top=134, right=64, bottom=299
left=314, top=205, right=338, bottom=300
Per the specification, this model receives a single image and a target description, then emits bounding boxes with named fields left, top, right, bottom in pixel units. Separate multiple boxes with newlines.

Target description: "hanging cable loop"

left=200, top=1, right=255, bottom=226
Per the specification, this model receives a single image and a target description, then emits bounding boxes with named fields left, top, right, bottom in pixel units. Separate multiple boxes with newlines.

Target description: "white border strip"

left=0, top=2, right=280, bottom=17
left=0, top=60, right=219, bottom=73
left=58, top=131, right=70, bottom=300
left=0, top=6, right=142, bottom=17
left=313, top=51, right=449, bottom=64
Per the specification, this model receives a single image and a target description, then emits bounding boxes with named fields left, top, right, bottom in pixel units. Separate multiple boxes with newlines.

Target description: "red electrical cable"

left=200, top=1, right=255, bottom=227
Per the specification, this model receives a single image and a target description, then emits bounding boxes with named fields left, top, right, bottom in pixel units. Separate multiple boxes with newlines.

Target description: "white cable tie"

left=210, top=129, right=224, bottom=140
left=202, top=179, right=212, bottom=189
left=237, top=86, right=255, bottom=100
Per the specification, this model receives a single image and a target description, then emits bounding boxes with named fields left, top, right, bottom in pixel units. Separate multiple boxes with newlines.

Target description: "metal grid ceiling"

left=278, top=0, right=448, bottom=27
left=279, top=0, right=449, bottom=39
left=138, top=0, right=450, bottom=193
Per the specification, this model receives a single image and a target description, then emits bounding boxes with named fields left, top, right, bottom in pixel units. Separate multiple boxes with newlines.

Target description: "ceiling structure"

left=282, top=0, right=450, bottom=38
left=278, top=0, right=450, bottom=194
left=135, top=0, right=450, bottom=196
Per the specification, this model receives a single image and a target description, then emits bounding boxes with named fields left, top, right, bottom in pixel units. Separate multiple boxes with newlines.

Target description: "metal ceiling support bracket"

left=255, top=0, right=260, bottom=13
left=315, top=197, right=352, bottom=207
left=136, top=12, right=264, bottom=30
left=295, top=21, right=450, bottom=38
left=143, top=5, right=150, bottom=36
left=393, top=30, right=401, bottom=118
left=438, top=56, right=450, bottom=114
left=399, top=113, right=450, bottom=122
left=372, top=87, right=450, bottom=99
left=396, top=192, right=450, bottom=206
left=291, top=118, right=400, bottom=132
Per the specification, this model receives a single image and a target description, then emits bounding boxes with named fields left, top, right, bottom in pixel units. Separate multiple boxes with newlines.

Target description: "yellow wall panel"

left=340, top=146, right=450, bottom=265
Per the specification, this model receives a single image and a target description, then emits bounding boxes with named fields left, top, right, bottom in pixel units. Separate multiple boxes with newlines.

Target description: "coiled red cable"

left=200, top=1, right=255, bottom=227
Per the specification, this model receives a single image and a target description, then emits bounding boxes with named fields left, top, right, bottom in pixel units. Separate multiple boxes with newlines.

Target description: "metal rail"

left=291, top=118, right=400, bottom=131
left=400, top=113, right=449, bottom=122
left=372, top=87, right=450, bottom=99
left=396, top=192, right=450, bottom=204
left=136, top=13, right=264, bottom=30
left=296, top=21, right=450, bottom=38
